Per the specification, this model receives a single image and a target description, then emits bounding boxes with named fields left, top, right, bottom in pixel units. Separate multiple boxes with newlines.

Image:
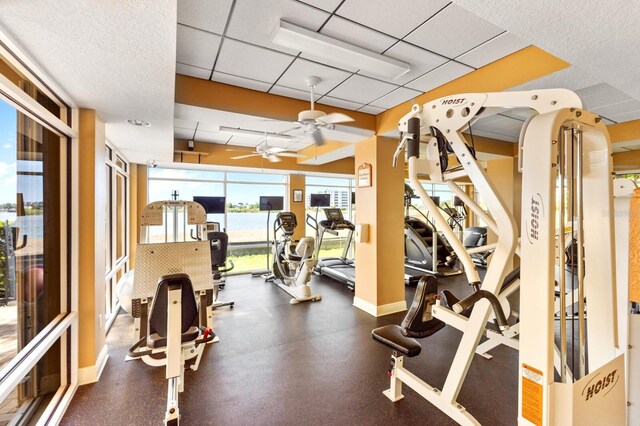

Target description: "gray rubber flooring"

left=62, top=272, right=519, bottom=425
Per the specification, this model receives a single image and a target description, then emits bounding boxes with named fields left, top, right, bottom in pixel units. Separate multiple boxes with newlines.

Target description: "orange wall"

left=354, top=136, right=405, bottom=310
left=78, top=109, right=106, bottom=368
left=288, top=174, right=306, bottom=241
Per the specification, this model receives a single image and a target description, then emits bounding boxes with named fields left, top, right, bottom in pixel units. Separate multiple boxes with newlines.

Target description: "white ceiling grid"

left=174, top=0, right=531, bottom=149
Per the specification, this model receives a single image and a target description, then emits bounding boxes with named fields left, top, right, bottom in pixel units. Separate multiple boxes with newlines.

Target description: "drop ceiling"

left=175, top=0, right=533, bottom=151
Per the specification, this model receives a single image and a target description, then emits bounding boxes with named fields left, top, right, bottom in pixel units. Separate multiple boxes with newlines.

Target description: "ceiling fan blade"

left=230, top=154, right=260, bottom=160
left=318, top=112, right=354, bottom=125
left=277, top=152, right=307, bottom=158
left=311, top=128, right=324, bottom=146
left=266, top=155, right=282, bottom=163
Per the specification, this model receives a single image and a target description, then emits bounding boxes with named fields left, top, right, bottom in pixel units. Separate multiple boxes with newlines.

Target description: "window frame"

left=0, top=30, right=77, bottom=426
left=104, top=141, right=129, bottom=331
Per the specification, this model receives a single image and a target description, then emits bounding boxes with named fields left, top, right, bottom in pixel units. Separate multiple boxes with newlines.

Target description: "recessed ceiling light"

left=127, top=119, right=151, bottom=127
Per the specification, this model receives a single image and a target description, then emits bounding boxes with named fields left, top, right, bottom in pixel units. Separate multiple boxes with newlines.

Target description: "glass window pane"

left=115, top=173, right=126, bottom=261
left=0, top=336, right=62, bottom=424
left=226, top=172, right=284, bottom=183
left=115, top=156, right=126, bottom=171
left=148, top=168, right=224, bottom=181
left=147, top=180, right=224, bottom=243
left=105, top=165, right=111, bottom=273
left=0, top=99, right=61, bottom=370
left=226, top=183, right=284, bottom=273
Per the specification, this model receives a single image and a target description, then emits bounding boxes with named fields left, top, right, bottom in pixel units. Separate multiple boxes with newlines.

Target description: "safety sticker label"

left=522, top=364, right=543, bottom=426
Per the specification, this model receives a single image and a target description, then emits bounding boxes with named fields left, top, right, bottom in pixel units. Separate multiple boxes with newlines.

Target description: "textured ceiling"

left=0, top=1, right=177, bottom=163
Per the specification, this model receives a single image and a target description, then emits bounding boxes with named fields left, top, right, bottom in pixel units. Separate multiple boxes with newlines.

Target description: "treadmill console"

left=320, top=208, right=354, bottom=230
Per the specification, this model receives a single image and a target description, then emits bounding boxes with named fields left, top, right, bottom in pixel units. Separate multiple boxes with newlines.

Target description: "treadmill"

left=315, top=208, right=356, bottom=290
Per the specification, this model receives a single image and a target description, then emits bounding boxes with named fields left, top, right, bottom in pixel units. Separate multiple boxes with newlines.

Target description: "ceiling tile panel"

left=177, top=25, right=221, bottom=69
left=176, top=62, right=212, bottom=80
left=297, top=0, right=343, bottom=12
left=226, top=0, right=329, bottom=54
left=592, top=99, right=640, bottom=118
left=405, top=61, right=473, bottom=92
left=317, top=96, right=364, bottom=111
left=405, top=4, right=503, bottom=58
left=319, top=16, right=397, bottom=53
left=577, top=83, right=633, bottom=109
left=177, top=0, right=233, bottom=34
left=509, top=66, right=602, bottom=93
left=365, top=41, right=447, bottom=85
left=609, top=110, right=640, bottom=123
left=211, top=71, right=272, bottom=92
left=215, top=38, right=294, bottom=83
left=370, top=87, right=422, bottom=109
left=456, top=32, right=529, bottom=68
left=326, top=74, right=398, bottom=104
left=270, top=85, right=312, bottom=101
left=336, top=0, right=450, bottom=39
left=276, top=58, right=352, bottom=94
left=226, top=134, right=265, bottom=147
left=358, top=105, right=386, bottom=114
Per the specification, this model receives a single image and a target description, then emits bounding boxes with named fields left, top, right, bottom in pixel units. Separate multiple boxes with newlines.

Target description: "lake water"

left=0, top=213, right=42, bottom=238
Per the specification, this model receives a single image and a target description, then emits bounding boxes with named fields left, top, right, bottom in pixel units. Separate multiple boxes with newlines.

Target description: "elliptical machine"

left=267, top=212, right=322, bottom=304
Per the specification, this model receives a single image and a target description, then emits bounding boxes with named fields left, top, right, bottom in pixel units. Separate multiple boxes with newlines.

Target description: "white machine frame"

left=269, top=212, right=322, bottom=304
left=379, top=89, right=627, bottom=425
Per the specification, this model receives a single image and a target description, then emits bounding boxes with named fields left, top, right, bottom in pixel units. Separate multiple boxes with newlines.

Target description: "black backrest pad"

left=208, top=231, right=229, bottom=267
left=149, top=273, right=199, bottom=337
left=401, top=275, right=445, bottom=338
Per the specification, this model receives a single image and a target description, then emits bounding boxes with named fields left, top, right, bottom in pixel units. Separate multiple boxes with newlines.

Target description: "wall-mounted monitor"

left=193, top=196, right=226, bottom=214
left=351, top=191, right=355, bottom=205
left=310, top=193, right=331, bottom=207
left=259, top=196, right=284, bottom=211
left=431, top=196, right=440, bottom=205
left=453, top=196, right=464, bottom=207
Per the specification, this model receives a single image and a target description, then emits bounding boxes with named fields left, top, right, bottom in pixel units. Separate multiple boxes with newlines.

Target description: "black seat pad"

left=372, top=325, right=421, bottom=357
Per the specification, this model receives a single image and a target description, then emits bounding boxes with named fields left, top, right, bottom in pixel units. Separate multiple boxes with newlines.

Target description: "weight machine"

left=127, top=201, right=219, bottom=425
left=372, top=89, right=626, bottom=425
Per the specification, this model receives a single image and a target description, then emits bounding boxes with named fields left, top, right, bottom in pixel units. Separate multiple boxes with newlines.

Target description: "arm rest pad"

left=372, top=325, right=421, bottom=357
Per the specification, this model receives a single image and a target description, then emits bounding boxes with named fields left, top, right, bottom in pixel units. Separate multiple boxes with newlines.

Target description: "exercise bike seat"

left=147, top=274, right=201, bottom=349
left=372, top=325, right=422, bottom=357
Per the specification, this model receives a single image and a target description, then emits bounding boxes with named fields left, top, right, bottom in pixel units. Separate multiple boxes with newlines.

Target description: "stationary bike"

left=267, top=212, right=321, bottom=304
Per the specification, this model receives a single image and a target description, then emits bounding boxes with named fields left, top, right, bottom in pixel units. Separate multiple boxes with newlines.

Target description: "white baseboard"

left=78, top=344, right=109, bottom=385
left=353, top=297, right=407, bottom=317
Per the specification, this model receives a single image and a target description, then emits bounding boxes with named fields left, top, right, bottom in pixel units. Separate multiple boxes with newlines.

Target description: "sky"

left=0, top=99, right=44, bottom=205
left=0, top=100, right=17, bottom=204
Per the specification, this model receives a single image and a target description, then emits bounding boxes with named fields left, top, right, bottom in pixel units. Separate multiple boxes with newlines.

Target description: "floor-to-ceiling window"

left=147, top=169, right=286, bottom=273
left=104, top=144, right=128, bottom=330
left=305, top=176, right=355, bottom=259
left=0, top=43, right=74, bottom=425
left=406, top=180, right=471, bottom=232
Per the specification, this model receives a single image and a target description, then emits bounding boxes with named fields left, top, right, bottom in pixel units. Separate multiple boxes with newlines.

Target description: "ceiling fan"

left=279, top=76, right=355, bottom=146
left=228, top=137, right=306, bottom=163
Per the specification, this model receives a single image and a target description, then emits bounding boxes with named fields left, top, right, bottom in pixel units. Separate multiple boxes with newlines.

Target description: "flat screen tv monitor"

left=310, top=193, right=331, bottom=207
left=431, top=196, right=440, bottom=205
left=259, top=196, right=284, bottom=211
left=351, top=191, right=355, bottom=204
left=193, top=196, right=226, bottom=214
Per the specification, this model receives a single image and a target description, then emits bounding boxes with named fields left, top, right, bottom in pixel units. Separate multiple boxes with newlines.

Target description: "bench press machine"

left=372, top=89, right=627, bottom=424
